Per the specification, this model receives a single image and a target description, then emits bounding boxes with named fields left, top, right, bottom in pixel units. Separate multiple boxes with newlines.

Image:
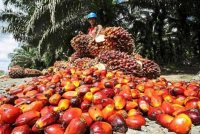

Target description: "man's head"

left=87, top=12, right=97, bottom=27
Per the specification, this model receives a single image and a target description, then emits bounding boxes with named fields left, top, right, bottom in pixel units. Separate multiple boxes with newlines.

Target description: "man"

left=87, top=12, right=103, bottom=38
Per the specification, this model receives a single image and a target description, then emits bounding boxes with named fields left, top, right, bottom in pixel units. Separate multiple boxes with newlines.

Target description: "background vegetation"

left=0, top=0, right=199, bottom=69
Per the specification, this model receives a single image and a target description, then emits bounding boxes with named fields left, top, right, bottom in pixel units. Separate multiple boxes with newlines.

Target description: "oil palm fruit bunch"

left=97, top=50, right=143, bottom=76
left=69, top=52, right=82, bottom=62
left=103, top=27, right=134, bottom=54
left=132, top=52, right=161, bottom=79
left=72, top=58, right=93, bottom=69
left=70, top=33, right=93, bottom=57
left=8, top=66, right=24, bottom=78
left=53, top=61, right=71, bottom=70
left=24, top=68, right=42, bottom=77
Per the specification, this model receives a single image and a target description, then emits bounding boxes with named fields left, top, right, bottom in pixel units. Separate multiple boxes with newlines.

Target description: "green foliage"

left=0, top=0, right=199, bottom=69
left=0, top=70, right=5, bottom=76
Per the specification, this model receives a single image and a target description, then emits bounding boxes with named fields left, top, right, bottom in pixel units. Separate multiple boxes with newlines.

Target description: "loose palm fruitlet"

left=1, top=67, right=200, bottom=134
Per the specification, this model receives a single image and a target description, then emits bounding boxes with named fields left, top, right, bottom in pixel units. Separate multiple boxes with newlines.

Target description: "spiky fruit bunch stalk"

left=103, top=27, right=135, bottom=54
left=97, top=50, right=143, bottom=76
left=70, top=33, right=93, bottom=57
left=9, top=66, right=24, bottom=78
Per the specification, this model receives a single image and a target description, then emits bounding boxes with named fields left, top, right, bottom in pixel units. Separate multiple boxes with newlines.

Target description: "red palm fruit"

left=185, top=85, right=198, bottom=95
left=128, top=109, right=142, bottom=117
left=54, top=99, right=70, bottom=112
left=125, top=100, right=138, bottom=111
left=131, top=90, right=140, bottom=99
left=49, top=93, right=61, bottom=105
left=150, top=95, right=162, bottom=108
left=70, top=96, right=81, bottom=107
left=173, top=95, right=186, bottom=105
left=169, top=87, right=184, bottom=96
left=100, top=70, right=107, bottom=77
left=51, top=74, right=61, bottom=83
left=44, top=124, right=64, bottom=134
left=25, top=90, right=38, bottom=98
left=14, top=97, right=34, bottom=105
left=64, top=117, right=87, bottom=134
left=35, top=93, right=48, bottom=102
left=138, top=99, right=150, bottom=113
left=185, top=98, right=199, bottom=109
left=169, top=114, right=192, bottom=134
left=104, top=81, right=114, bottom=88
left=16, top=92, right=25, bottom=98
left=0, top=104, right=22, bottom=124
left=0, top=124, right=12, bottom=134
left=77, top=85, right=90, bottom=97
left=93, top=91, right=107, bottom=104
left=144, top=88, right=154, bottom=98
left=102, top=104, right=115, bottom=119
left=11, top=125, right=31, bottom=134
left=114, top=95, right=126, bottom=110
left=119, top=91, right=132, bottom=101
left=136, top=83, right=145, bottom=92
left=172, top=104, right=186, bottom=116
left=83, top=92, right=93, bottom=102
left=81, top=113, right=93, bottom=126
left=93, top=82, right=105, bottom=90
left=90, top=121, right=112, bottom=134
left=64, top=81, right=76, bottom=92
left=116, top=110, right=128, bottom=119
left=156, top=114, right=174, bottom=128
left=15, top=110, right=40, bottom=126
left=22, top=85, right=37, bottom=94
left=9, top=88, right=23, bottom=95
left=144, top=81, right=154, bottom=88
left=140, top=95, right=151, bottom=103
left=102, top=98, right=114, bottom=107
left=160, top=101, right=175, bottom=115
left=32, top=112, right=59, bottom=132
left=163, top=94, right=174, bottom=103
left=101, top=88, right=115, bottom=98
left=88, top=106, right=103, bottom=121
left=125, top=115, right=146, bottom=129
left=127, top=82, right=136, bottom=89
left=61, top=107, right=82, bottom=126
left=43, top=88, right=55, bottom=98
left=181, top=108, right=200, bottom=125
left=83, top=76, right=94, bottom=84
left=62, top=91, right=77, bottom=99
left=23, top=100, right=44, bottom=113
left=107, top=113, right=128, bottom=133
left=40, top=106, right=54, bottom=117
left=147, top=107, right=164, bottom=120
left=81, top=100, right=91, bottom=112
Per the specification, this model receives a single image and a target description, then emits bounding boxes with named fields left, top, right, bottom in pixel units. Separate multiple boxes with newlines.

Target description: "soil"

left=0, top=74, right=199, bottom=134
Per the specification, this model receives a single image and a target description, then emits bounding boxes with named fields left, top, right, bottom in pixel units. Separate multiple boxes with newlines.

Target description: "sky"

left=0, top=0, right=19, bottom=72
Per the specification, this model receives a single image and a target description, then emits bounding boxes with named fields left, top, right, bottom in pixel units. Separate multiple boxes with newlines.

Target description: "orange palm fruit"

left=64, top=81, right=76, bottom=91
left=93, top=91, right=107, bottom=105
left=88, top=106, right=103, bottom=121
left=131, top=90, right=140, bottom=99
left=83, top=92, right=93, bottom=102
left=125, top=100, right=138, bottom=111
left=127, top=109, right=142, bottom=117
left=32, top=112, right=59, bottom=132
left=51, top=74, right=61, bottom=83
left=150, top=95, right=162, bottom=107
left=49, top=93, right=61, bottom=105
left=114, top=95, right=126, bottom=110
left=62, top=91, right=77, bottom=99
left=64, top=117, right=87, bottom=134
left=25, top=90, right=38, bottom=98
left=138, top=99, right=150, bottom=113
left=81, top=113, right=93, bottom=126
left=40, top=106, right=54, bottom=117
left=102, top=104, right=115, bottom=119
left=160, top=101, right=175, bottom=115
left=125, top=115, right=146, bottom=129
left=56, top=99, right=70, bottom=111
left=156, top=114, right=174, bottom=128
left=23, top=101, right=44, bottom=113
left=169, top=114, right=192, bottom=134
left=11, top=124, right=31, bottom=134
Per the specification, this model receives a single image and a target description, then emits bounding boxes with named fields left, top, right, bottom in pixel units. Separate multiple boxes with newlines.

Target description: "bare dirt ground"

left=0, top=70, right=199, bottom=134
